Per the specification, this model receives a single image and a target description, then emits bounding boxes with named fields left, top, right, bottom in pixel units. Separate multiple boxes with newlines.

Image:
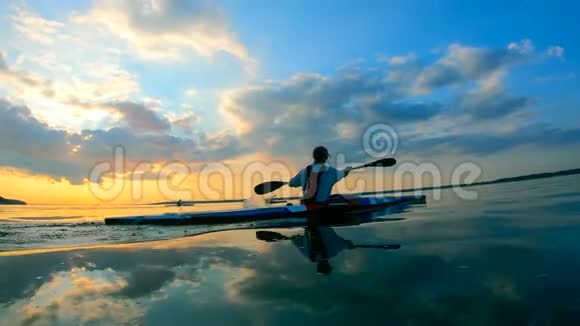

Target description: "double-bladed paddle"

left=253, top=157, right=396, bottom=195
left=256, top=231, right=400, bottom=249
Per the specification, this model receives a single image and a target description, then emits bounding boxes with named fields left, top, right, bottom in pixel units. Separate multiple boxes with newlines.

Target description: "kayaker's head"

left=313, top=146, right=330, bottom=163
left=317, top=260, right=332, bottom=275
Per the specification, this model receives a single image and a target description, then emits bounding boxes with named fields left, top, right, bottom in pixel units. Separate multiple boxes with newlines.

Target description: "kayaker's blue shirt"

left=288, top=163, right=347, bottom=202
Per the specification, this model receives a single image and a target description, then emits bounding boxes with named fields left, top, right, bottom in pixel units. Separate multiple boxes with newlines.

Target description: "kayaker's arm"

left=289, top=169, right=306, bottom=188
left=332, top=166, right=353, bottom=182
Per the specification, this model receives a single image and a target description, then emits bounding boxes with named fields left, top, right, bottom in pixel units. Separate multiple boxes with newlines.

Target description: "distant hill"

left=484, top=168, right=580, bottom=185
left=0, top=196, right=27, bottom=205
left=362, top=167, right=580, bottom=196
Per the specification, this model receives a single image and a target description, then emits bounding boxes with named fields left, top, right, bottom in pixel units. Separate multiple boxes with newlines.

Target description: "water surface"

left=1, top=175, right=580, bottom=325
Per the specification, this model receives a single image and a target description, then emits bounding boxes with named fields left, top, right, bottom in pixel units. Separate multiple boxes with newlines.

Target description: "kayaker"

left=289, top=146, right=352, bottom=204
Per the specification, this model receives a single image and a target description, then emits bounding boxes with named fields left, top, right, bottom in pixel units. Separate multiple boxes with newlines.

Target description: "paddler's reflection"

left=256, top=221, right=400, bottom=275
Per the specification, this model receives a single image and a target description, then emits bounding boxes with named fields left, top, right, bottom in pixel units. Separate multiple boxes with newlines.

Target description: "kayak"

left=104, top=195, right=426, bottom=225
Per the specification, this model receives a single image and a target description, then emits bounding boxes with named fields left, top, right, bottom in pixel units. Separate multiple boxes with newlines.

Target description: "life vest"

left=302, top=164, right=327, bottom=204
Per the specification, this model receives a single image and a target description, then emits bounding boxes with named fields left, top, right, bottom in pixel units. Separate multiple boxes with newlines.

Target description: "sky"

left=0, top=0, right=579, bottom=204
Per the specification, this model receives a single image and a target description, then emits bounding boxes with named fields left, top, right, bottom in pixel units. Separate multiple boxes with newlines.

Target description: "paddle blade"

left=254, top=181, right=288, bottom=195
left=256, top=230, right=289, bottom=242
left=355, top=158, right=397, bottom=169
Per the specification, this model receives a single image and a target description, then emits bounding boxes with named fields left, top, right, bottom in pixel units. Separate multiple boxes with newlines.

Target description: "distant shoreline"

left=5, top=168, right=579, bottom=206
left=360, top=167, right=580, bottom=197
left=149, top=167, right=580, bottom=205
left=0, top=196, right=27, bottom=205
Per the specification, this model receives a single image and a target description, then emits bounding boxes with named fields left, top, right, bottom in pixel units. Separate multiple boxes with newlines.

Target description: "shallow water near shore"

left=0, top=202, right=255, bottom=251
left=1, top=175, right=580, bottom=325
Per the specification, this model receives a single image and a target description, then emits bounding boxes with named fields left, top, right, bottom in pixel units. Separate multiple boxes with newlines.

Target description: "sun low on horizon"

left=0, top=0, right=579, bottom=205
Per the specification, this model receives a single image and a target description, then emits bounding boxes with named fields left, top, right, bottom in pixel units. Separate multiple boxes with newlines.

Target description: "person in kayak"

left=289, top=146, right=352, bottom=204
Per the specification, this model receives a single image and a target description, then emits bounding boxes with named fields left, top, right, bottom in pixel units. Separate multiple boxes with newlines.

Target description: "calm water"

left=1, top=175, right=580, bottom=325
left=0, top=202, right=293, bottom=251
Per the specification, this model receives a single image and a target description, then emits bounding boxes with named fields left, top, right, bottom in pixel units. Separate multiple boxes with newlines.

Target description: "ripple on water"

left=544, top=191, right=580, bottom=199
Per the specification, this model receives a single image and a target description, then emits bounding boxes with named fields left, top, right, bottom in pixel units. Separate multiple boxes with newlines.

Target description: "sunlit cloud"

left=0, top=99, right=241, bottom=183
left=3, top=268, right=144, bottom=325
left=72, top=0, right=256, bottom=72
left=10, top=6, right=64, bottom=45
left=220, top=40, right=580, bottom=163
left=380, top=52, right=417, bottom=66
left=185, top=88, right=198, bottom=97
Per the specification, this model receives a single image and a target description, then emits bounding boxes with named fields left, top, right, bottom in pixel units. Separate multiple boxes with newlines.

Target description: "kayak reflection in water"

left=256, top=221, right=400, bottom=275
left=289, top=146, right=352, bottom=204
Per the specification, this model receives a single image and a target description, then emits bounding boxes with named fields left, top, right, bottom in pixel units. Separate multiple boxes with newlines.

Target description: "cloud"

left=2, top=32, right=576, bottom=186
left=0, top=52, right=6, bottom=69
left=507, top=39, right=535, bottom=54
left=0, top=53, right=55, bottom=98
left=0, top=100, right=70, bottom=158
left=73, top=0, right=255, bottom=70
left=185, top=88, right=198, bottom=97
left=0, top=244, right=260, bottom=325
left=11, top=7, right=64, bottom=45
left=103, top=101, right=172, bottom=133
left=456, top=72, right=530, bottom=121
left=1, top=55, right=171, bottom=133
left=546, top=46, right=565, bottom=59
left=15, top=270, right=143, bottom=326
left=407, top=123, right=580, bottom=156
left=414, top=39, right=535, bottom=93
left=120, top=266, right=175, bottom=298
left=220, top=68, right=442, bottom=159
left=0, top=99, right=241, bottom=183
left=0, top=51, right=138, bottom=104
left=383, top=53, right=417, bottom=65
left=171, top=112, right=201, bottom=133
left=220, top=40, right=579, bottom=160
